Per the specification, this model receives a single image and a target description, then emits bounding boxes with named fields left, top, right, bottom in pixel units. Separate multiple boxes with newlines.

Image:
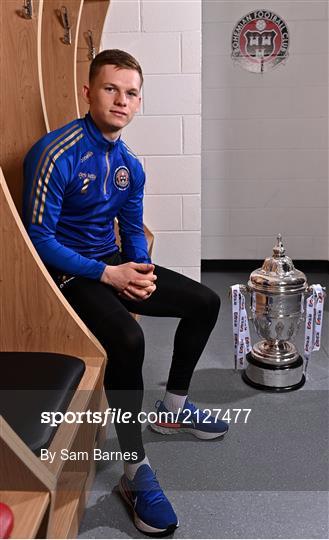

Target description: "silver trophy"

left=232, top=234, right=325, bottom=392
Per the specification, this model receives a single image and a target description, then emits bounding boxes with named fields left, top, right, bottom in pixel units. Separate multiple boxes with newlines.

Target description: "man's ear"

left=82, top=84, right=91, bottom=105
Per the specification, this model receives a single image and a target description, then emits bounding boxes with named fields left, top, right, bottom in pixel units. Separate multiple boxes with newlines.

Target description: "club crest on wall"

left=231, top=10, right=289, bottom=73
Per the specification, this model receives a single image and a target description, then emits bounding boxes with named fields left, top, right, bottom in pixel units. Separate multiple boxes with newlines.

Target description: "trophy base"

left=242, top=353, right=305, bottom=392
left=252, top=340, right=299, bottom=365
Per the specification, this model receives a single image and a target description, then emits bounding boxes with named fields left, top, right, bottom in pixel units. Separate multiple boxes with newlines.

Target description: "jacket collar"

left=84, top=112, right=121, bottom=152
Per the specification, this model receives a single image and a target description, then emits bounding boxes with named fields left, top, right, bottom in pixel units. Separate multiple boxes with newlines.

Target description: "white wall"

left=102, top=0, right=202, bottom=280
left=202, top=0, right=329, bottom=261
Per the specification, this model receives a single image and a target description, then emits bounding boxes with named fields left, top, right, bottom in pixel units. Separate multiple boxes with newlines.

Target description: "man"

left=23, top=49, right=228, bottom=537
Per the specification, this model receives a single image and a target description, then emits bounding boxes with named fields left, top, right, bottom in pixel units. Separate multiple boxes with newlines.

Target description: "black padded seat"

left=0, top=352, right=85, bottom=456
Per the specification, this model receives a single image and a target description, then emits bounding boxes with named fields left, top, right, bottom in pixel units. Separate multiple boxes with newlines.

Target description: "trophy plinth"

left=242, top=234, right=307, bottom=391
left=243, top=353, right=305, bottom=392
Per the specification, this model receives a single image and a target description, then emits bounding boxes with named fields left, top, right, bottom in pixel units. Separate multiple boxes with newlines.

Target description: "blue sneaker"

left=151, top=398, right=229, bottom=440
left=119, top=464, right=178, bottom=537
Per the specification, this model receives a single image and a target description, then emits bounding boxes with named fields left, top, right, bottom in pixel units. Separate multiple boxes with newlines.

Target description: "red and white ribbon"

left=304, top=284, right=325, bottom=374
left=231, top=285, right=252, bottom=370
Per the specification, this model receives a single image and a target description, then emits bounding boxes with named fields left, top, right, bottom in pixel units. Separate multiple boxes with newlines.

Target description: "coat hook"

left=22, top=0, right=33, bottom=19
left=60, top=5, right=72, bottom=45
left=87, top=30, right=96, bottom=60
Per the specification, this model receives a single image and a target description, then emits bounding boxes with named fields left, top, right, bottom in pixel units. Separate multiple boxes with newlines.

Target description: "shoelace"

left=183, top=400, right=209, bottom=422
left=132, top=469, right=167, bottom=507
left=156, top=398, right=212, bottom=423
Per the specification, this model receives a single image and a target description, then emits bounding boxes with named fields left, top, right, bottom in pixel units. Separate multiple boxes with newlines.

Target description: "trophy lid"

left=248, top=234, right=308, bottom=294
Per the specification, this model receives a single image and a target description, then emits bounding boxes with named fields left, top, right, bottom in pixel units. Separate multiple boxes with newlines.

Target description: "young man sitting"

left=23, top=49, right=228, bottom=537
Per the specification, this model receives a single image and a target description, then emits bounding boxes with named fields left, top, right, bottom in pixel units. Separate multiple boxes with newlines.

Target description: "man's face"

left=83, top=64, right=141, bottom=140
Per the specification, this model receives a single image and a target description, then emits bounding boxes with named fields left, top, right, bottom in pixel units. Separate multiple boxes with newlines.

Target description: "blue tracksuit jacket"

left=23, top=113, right=150, bottom=280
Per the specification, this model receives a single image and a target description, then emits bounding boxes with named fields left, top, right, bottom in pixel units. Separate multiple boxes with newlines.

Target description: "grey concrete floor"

left=78, top=271, right=329, bottom=539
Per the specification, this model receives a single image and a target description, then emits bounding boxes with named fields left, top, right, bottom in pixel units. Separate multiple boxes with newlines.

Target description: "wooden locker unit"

left=40, top=0, right=83, bottom=131
left=0, top=167, right=105, bottom=362
left=0, top=0, right=46, bottom=212
left=0, top=168, right=107, bottom=538
left=76, top=0, right=110, bottom=117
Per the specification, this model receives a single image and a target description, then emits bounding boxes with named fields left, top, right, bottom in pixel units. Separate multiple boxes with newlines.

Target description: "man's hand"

left=100, top=262, right=157, bottom=301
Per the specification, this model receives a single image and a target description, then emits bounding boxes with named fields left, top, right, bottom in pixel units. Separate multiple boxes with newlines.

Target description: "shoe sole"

left=118, top=477, right=179, bottom=538
left=150, top=423, right=228, bottom=440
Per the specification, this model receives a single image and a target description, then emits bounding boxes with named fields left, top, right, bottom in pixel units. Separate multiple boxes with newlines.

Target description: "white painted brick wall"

left=124, top=116, right=182, bottom=155
left=202, top=0, right=329, bottom=260
left=143, top=75, right=201, bottom=115
left=144, top=195, right=182, bottom=231
left=203, top=149, right=328, bottom=180
left=183, top=116, right=201, bottom=154
left=203, top=53, right=329, bottom=89
left=141, top=0, right=201, bottom=32
left=203, top=86, right=328, bottom=119
left=100, top=32, right=181, bottom=74
left=182, top=31, right=201, bottom=73
left=203, top=180, right=328, bottom=209
left=183, top=195, right=201, bottom=231
left=102, top=0, right=140, bottom=32
left=152, top=232, right=201, bottom=267
left=202, top=1, right=328, bottom=22
left=102, top=0, right=202, bottom=279
left=203, top=235, right=329, bottom=261
left=144, top=156, right=200, bottom=194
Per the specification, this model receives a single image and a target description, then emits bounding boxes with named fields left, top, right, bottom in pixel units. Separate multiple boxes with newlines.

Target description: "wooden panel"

left=144, top=223, right=155, bottom=258
left=46, top=366, right=102, bottom=477
left=0, top=168, right=106, bottom=361
left=0, top=491, right=50, bottom=539
left=0, top=0, right=46, bottom=212
left=48, top=472, right=86, bottom=538
left=76, top=0, right=110, bottom=117
left=0, top=418, right=55, bottom=492
left=95, top=388, right=109, bottom=449
left=40, top=0, right=83, bottom=131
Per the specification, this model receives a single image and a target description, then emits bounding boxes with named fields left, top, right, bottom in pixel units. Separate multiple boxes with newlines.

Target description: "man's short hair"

left=89, top=49, right=143, bottom=86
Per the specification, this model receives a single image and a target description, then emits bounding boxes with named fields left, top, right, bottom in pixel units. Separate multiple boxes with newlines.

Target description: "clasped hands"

left=100, top=262, right=157, bottom=301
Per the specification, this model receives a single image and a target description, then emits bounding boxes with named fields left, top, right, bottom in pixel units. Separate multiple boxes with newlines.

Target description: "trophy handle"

left=229, top=284, right=253, bottom=320
left=305, top=285, right=326, bottom=297
left=304, top=285, right=326, bottom=313
left=228, top=284, right=247, bottom=299
left=239, top=285, right=253, bottom=320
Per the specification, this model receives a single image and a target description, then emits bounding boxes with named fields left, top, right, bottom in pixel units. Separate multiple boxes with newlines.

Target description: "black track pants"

left=59, top=257, right=220, bottom=461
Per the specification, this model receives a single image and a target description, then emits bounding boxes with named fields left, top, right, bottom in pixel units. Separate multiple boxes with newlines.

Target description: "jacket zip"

left=103, top=150, right=110, bottom=194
